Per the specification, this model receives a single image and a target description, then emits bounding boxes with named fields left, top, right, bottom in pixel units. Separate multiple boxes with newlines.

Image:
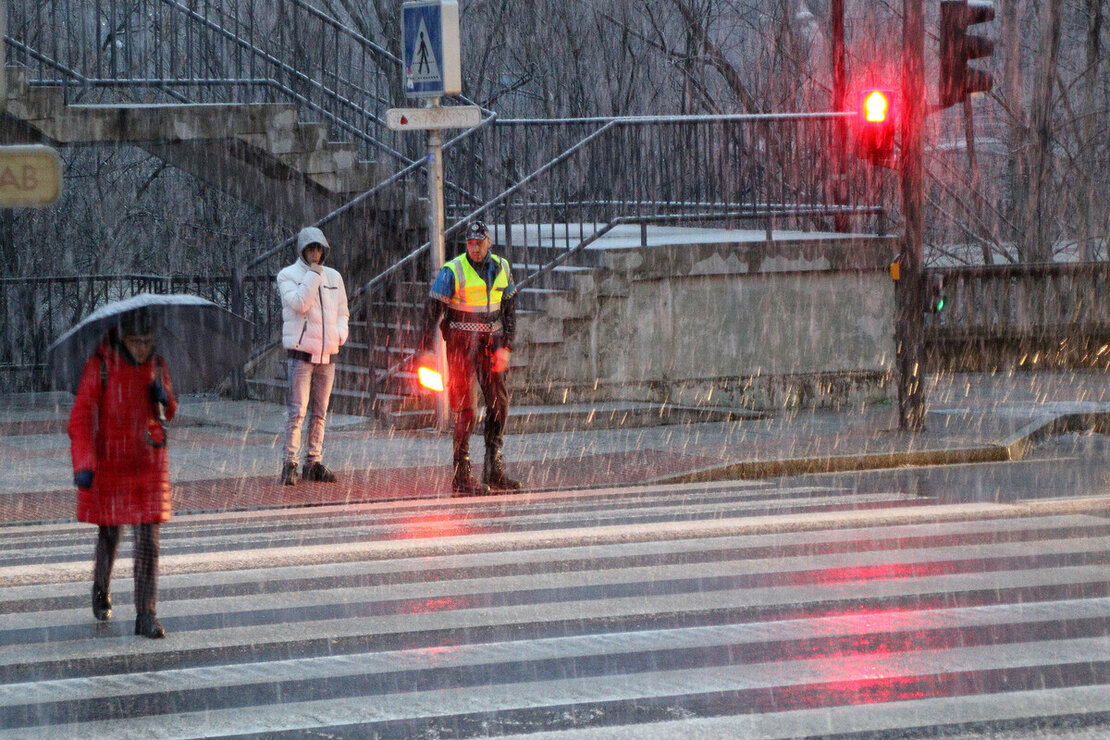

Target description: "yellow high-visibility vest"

left=445, top=254, right=511, bottom=314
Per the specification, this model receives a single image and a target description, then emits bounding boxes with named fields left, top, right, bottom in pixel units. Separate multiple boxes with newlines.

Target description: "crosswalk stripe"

left=2, top=483, right=1110, bottom=737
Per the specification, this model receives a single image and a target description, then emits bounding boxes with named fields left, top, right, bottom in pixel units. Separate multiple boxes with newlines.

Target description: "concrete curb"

left=652, top=410, right=1110, bottom=486
left=650, top=445, right=1011, bottom=485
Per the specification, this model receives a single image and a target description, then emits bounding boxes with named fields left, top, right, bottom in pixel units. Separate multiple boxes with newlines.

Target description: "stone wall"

left=515, top=234, right=900, bottom=412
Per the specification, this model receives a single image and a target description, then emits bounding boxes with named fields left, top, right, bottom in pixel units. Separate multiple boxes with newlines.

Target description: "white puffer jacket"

left=277, top=227, right=350, bottom=363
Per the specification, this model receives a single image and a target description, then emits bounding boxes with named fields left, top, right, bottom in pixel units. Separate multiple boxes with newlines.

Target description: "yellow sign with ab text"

left=0, top=145, right=63, bottom=207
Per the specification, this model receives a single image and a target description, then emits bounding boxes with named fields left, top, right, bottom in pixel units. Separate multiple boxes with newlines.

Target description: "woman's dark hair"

left=118, top=307, right=158, bottom=337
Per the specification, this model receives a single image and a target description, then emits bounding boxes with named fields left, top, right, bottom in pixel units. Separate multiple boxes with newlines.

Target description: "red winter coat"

left=68, top=337, right=177, bottom=525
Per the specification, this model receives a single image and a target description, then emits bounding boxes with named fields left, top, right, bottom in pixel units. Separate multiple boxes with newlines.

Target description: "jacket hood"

left=295, top=227, right=332, bottom=265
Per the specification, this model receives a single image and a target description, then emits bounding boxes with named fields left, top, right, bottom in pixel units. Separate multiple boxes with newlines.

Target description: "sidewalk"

left=2, top=370, right=1109, bottom=524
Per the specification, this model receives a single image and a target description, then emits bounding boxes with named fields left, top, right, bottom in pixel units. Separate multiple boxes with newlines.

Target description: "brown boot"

left=452, top=456, right=490, bottom=496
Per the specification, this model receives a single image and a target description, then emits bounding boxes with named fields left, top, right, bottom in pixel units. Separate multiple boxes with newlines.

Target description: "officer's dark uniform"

left=421, top=221, right=520, bottom=495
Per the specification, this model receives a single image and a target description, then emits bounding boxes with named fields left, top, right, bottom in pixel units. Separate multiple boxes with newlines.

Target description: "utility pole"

left=831, top=0, right=849, bottom=232
left=897, top=0, right=927, bottom=431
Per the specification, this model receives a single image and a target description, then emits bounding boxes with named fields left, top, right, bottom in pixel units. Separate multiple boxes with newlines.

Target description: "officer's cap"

left=466, top=221, right=489, bottom=241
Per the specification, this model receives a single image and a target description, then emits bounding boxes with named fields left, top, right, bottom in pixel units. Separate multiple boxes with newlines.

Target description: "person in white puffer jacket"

left=276, top=226, right=350, bottom=486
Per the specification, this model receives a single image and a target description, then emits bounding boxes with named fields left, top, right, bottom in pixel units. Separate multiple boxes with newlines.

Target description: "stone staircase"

left=1, top=66, right=390, bottom=226
left=241, top=225, right=755, bottom=432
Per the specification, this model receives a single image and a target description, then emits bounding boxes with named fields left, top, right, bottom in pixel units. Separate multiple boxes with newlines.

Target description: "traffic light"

left=925, top=273, right=947, bottom=313
left=939, top=0, right=995, bottom=109
left=856, top=89, right=896, bottom=163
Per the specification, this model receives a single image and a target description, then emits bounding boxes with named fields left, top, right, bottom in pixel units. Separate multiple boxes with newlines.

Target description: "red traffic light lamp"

left=939, top=0, right=995, bottom=109
left=855, top=89, right=896, bottom=163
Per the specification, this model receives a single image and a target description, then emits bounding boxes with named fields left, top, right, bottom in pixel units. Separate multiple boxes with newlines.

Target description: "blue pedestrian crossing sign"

left=402, top=0, right=462, bottom=99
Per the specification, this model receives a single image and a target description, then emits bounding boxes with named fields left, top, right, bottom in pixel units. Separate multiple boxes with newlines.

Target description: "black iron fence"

left=0, top=274, right=272, bottom=392
left=455, top=114, right=893, bottom=289
left=354, top=112, right=896, bottom=391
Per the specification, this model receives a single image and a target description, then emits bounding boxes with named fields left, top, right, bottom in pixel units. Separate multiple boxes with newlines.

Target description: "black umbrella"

left=47, top=293, right=253, bottom=394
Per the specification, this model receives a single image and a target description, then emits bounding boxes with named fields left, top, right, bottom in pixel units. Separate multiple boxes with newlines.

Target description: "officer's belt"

left=449, top=320, right=503, bottom=333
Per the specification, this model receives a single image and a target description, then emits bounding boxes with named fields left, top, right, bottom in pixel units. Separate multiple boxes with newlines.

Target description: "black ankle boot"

left=303, top=461, right=337, bottom=483
left=483, top=448, right=521, bottom=492
left=452, top=456, right=490, bottom=496
left=92, top=585, right=112, bottom=621
left=280, top=461, right=297, bottom=486
left=135, top=612, right=165, bottom=639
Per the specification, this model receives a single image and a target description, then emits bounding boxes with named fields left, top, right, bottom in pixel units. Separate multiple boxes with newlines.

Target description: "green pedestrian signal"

left=925, top=274, right=948, bottom=313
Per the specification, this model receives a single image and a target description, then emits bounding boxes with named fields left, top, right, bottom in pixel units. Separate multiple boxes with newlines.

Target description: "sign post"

left=397, top=0, right=467, bottom=431
left=1, top=0, right=7, bottom=111
left=386, top=106, right=480, bottom=132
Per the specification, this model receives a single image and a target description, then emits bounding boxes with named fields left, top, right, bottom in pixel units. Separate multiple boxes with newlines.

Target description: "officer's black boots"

left=452, top=456, right=490, bottom=496
left=483, top=447, right=521, bottom=492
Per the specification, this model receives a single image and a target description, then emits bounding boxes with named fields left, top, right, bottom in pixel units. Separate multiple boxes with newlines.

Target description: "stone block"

left=517, top=314, right=564, bottom=344
left=544, top=292, right=594, bottom=320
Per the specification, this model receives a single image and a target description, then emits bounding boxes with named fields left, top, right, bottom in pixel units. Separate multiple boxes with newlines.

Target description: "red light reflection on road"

left=392, top=511, right=478, bottom=540
left=804, top=560, right=957, bottom=585
left=400, top=595, right=473, bottom=615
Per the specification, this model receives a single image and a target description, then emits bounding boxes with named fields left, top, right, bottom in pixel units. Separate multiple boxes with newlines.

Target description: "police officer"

left=419, top=220, right=521, bottom=495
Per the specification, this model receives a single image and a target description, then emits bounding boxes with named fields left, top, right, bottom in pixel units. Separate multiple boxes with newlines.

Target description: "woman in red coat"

left=68, top=308, right=176, bottom=639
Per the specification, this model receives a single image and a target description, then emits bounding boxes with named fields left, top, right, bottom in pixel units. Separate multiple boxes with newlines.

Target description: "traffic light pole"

left=831, top=0, right=849, bottom=232
left=897, top=0, right=927, bottom=432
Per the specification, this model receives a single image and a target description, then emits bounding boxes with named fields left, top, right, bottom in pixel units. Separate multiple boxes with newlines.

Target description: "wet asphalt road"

left=2, top=438, right=1110, bottom=738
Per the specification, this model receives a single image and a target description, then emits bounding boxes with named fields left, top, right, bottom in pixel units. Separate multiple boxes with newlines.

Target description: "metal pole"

left=229, top=264, right=246, bottom=400
left=427, top=100, right=450, bottom=431
left=898, top=0, right=927, bottom=431
left=831, top=0, right=849, bottom=232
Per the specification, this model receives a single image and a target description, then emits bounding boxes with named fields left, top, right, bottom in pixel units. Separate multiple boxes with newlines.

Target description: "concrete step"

left=310, top=161, right=382, bottom=194
left=275, top=142, right=360, bottom=176
left=3, top=82, right=65, bottom=121
left=234, top=121, right=328, bottom=156
left=31, top=102, right=297, bottom=144
left=506, top=401, right=755, bottom=433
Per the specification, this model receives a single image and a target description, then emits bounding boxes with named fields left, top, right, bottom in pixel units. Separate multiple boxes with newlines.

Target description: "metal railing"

left=6, top=0, right=496, bottom=374
left=353, top=112, right=896, bottom=396
left=5, top=4, right=901, bottom=400
left=0, top=274, right=261, bottom=390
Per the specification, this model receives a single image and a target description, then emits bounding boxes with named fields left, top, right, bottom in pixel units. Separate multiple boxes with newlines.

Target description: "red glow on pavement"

left=393, top=511, right=478, bottom=540
left=806, top=560, right=957, bottom=585
left=400, top=595, right=472, bottom=615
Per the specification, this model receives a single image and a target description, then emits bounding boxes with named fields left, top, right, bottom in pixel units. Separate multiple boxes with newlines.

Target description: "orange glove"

left=491, top=347, right=511, bottom=373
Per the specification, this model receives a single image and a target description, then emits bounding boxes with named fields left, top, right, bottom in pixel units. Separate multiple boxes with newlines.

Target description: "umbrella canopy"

left=47, top=293, right=253, bottom=394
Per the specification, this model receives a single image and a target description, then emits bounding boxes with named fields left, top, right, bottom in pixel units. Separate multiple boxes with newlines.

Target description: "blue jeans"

left=283, top=359, right=336, bottom=465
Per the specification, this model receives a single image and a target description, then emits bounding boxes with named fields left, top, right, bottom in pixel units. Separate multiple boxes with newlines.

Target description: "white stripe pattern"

left=2, top=482, right=1110, bottom=738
